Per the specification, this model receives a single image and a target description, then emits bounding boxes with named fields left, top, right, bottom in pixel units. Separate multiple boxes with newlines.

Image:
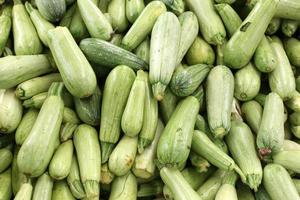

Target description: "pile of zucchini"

left=0, top=0, right=300, bottom=199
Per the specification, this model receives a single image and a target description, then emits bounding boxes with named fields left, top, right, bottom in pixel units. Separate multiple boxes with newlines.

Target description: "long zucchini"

left=0, top=5, right=12, bottom=56
left=68, top=4, right=89, bottom=41
left=12, top=148, right=29, bottom=196
left=273, top=150, right=300, bottom=173
left=14, top=183, right=33, bottom=200
left=275, top=0, right=300, bottom=21
left=35, top=0, right=66, bottom=22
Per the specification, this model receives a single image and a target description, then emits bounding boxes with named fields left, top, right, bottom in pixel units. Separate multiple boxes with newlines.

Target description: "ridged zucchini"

left=35, top=0, right=66, bottom=22
left=157, top=96, right=200, bottom=168
left=67, top=156, right=86, bottom=199
left=12, top=0, right=43, bottom=55
left=284, top=37, right=300, bottom=67
left=48, top=27, right=97, bottom=98
left=281, top=19, right=298, bottom=37
left=17, top=83, right=64, bottom=177
left=0, top=147, right=12, bottom=173
left=14, top=183, right=33, bottom=200
left=109, top=172, right=137, bottom=200
left=32, top=173, right=53, bottom=200
left=0, top=5, right=12, bottom=56
left=241, top=100, right=262, bottom=134
left=80, top=38, right=148, bottom=70
left=107, top=0, right=128, bottom=32
left=186, top=0, right=226, bottom=45
left=52, top=180, right=75, bottom=200
left=126, top=0, right=144, bottom=23
left=206, top=65, right=234, bottom=138
left=0, top=168, right=12, bottom=200
left=99, top=65, right=136, bottom=163
left=266, top=18, right=281, bottom=35
left=149, top=12, right=181, bottom=101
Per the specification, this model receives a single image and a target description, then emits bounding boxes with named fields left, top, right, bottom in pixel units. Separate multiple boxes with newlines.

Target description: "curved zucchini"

left=281, top=19, right=298, bottom=37
left=67, top=156, right=86, bottom=199
left=284, top=37, right=300, bottom=67
left=12, top=0, right=43, bottom=55
left=0, top=89, right=23, bottom=134
left=17, top=83, right=64, bottom=177
left=256, top=92, right=284, bottom=159
left=206, top=65, right=234, bottom=138
left=80, top=38, right=148, bottom=70
left=48, top=27, right=97, bottom=98
left=241, top=100, right=262, bottom=134
left=157, top=96, right=200, bottom=168
left=99, top=65, right=136, bottom=163
left=126, top=0, right=144, bottom=23
left=0, top=147, right=13, bottom=173
left=107, top=0, right=128, bottom=32
left=149, top=12, right=181, bottom=101
left=109, top=172, right=137, bottom=200
left=121, top=1, right=167, bottom=51
left=52, top=180, right=75, bottom=200
left=234, top=63, right=261, bottom=101
left=0, top=5, right=12, bottom=56
left=32, top=173, right=53, bottom=200
left=35, top=0, right=66, bottom=22
left=266, top=18, right=281, bottom=35
left=223, top=0, right=279, bottom=69
left=186, top=0, right=226, bottom=45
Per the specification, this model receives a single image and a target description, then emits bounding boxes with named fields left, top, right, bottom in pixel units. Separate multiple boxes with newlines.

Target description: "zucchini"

left=0, top=147, right=12, bottom=173
left=0, top=89, right=23, bottom=134
left=68, top=4, right=89, bottom=41
left=32, top=173, right=53, bottom=200
left=63, top=107, right=80, bottom=124
left=49, top=140, right=73, bottom=180
left=157, top=96, right=200, bottom=168
left=121, top=1, right=167, bottom=51
left=16, top=73, right=62, bottom=100
left=48, top=27, right=97, bottom=98
left=186, top=0, right=226, bottom=45
left=52, top=180, right=75, bottom=200
left=126, top=0, right=145, bottom=23
left=263, top=164, right=300, bottom=200
left=256, top=92, right=284, bottom=159
left=223, top=0, right=279, bottom=69
left=149, top=12, right=181, bottom=100
left=215, top=171, right=238, bottom=200
left=0, top=5, right=11, bottom=56
left=159, top=0, right=184, bottom=15
left=159, top=87, right=178, bottom=124
left=109, top=172, right=137, bottom=200
left=108, top=136, right=138, bottom=176
left=74, top=86, right=101, bottom=126
left=107, top=0, right=129, bottom=32
left=170, top=64, right=210, bottom=97
left=255, top=186, right=271, bottom=200
left=12, top=0, right=43, bottom=55
left=138, top=179, right=163, bottom=198
left=237, top=182, right=255, bottom=200
left=99, top=0, right=111, bottom=12
left=0, top=55, right=54, bottom=89
left=226, top=121, right=262, bottom=191
left=80, top=38, right=148, bottom=70
left=99, top=65, right=136, bottom=163
left=269, top=36, right=295, bottom=100
left=59, top=4, right=76, bottom=27
left=284, top=37, right=300, bottom=67
left=0, top=168, right=12, bottom=200
left=185, top=36, right=215, bottom=66
left=109, top=33, right=123, bottom=47
left=101, top=163, right=114, bottom=185
left=281, top=19, right=298, bottom=37
left=273, top=150, right=300, bottom=173
left=78, top=0, right=113, bottom=40
left=12, top=148, right=28, bottom=196
left=134, top=37, right=150, bottom=63
left=60, top=123, right=77, bottom=142
left=121, top=70, right=146, bottom=137
left=74, top=124, right=100, bottom=199
left=67, top=156, right=86, bottom=199
left=241, top=100, right=262, bottom=134
left=276, top=0, right=300, bottom=21
left=266, top=18, right=281, bottom=35
left=189, top=151, right=210, bottom=173
left=35, top=0, right=66, bottom=22
left=25, top=2, right=55, bottom=47
left=234, top=62, right=261, bottom=101
left=14, top=183, right=33, bottom=200
left=206, top=65, right=234, bottom=138
left=17, top=83, right=64, bottom=177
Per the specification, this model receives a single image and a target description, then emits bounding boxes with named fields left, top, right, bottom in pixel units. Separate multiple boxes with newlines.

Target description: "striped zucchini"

left=17, top=83, right=64, bottom=177
left=78, top=0, right=113, bottom=40
left=60, top=123, right=78, bottom=142
left=80, top=38, right=148, bottom=70
left=108, top=136, right=138, bottom=176
left=269, top=36, right=295, bottom=100
left=63, top=108, right=80, bottom=124
left=0, top=55, right=54, bottom=89
left=121, top=1, right=167, bottom=51
left=0, top=168, right=12, bottom=200
left=170, top=64, right=210, bottom=97
left=32, top=173, right=53, bottom=200
left=134, top=37, right=150, bottom=63
left=266, top=18, right=281, bottom=35
left=48, top=27, right=97, bottom=98
left=157, top=96, right=199, bottom=168
left=138, top=73, right=158, bottom=153
left=281, top=19, right=298, bottom=37
left=263, top=164, right=300, bottom=200
left=25, top=2, right=55, bottom=47
left=67, top=156, right=86, bottom=199
left=186, top=0, right=226, bottom=45
left=99, top=65, right=135, bottom=163
left=257, top=92, right=284, bottom=159
left=206, top=65, right=234, bottom=138
left=234, top=63, right=261, bottom=101
left=284, top=37, right=300, bottom=67
left=215, top=171, right=238, bottom=200
left=0, top=89, right=23, bottom=134
left=122, top=70, right=146, bottom=137
left=68, top=4, right=89, bottom=41
left=14, top=183, right=33, bottom=200
left=35, top=0, right=66, bottom=22
left=255, top=186, right=271, bottom=200
left=176, top=11, right=199, bottom=65
left=185, top=36, right=215, bottom=66
left=223, top=0, right=279, bottom=69
left=109, top=172, right=137, bottom=200
left=107, top=0, right=128, bottom=32
left=12, top=0, right=43, bottom=55
left=101, top=163, right=114, bottom=185
left=125, top=0, right=145, bottom=23
left=0, top=147, right=12, bottom=173
left=52, top=180, right=75, bottom=200
left=0, top=5, right=11, bottom=56
left=241, top=100, right=262, bottom=134
left=159, top=87, right=178, bottom=124
left=150, top=12, right=181, bottom=101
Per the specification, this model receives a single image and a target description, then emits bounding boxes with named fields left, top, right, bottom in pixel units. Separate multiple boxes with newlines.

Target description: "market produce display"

left=0, top=0, right=300, bottom=199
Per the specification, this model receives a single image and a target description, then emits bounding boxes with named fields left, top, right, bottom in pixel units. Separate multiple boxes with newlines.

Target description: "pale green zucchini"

left=99, top=65, right=136, bottom=163
left=160, top=0, right=185, bottom=15
left=109, top=172, right=137, bottom=200
left=125, top=0, right=144, bottom=23
left=63, top=107, right=80, bottom=124
left=12, top=148, right=28, bottom=196
left=281, top=19, right=298, bottom=37
left=0, top=5, right=12, bottom=56
left=0, top=168, right=12, bottom=200
left=0, top=147, right=12, bottom=173
left=109, top=33, right=123, bottom=47
left=266, top=18, right=281, bottom=35
left=14, top=183, right=33, bottom=200
left=32, top=173, right=53, bottom=200
left=134, top=37, right=150, bottom=63
left=241, top=100, right=262, bottom=134
left=68, top=4, right=89, bottom=40
left=67, top=156, right=86, bottom=199
left=273, top=151, right=300, bottom=173
left=284, top=37, right=300, bottom=67
left=35, top=0, right=66, bottom=22
left=215, top=171, right=238, bottom=200
left=275, top=0, right=300, bottom=20
left=159, top=87, right=178, bottom=124
left=149, top=12, right=181, bottom=101
left=17, top=83, right=64, bottom=177
left=107, top=0, right=128, bottom=32
left=52, top=180, right=75, bottom=200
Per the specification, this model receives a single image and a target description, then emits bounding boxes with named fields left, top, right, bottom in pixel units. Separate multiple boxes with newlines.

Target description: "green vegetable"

left=125, top=0, right=144, bottom=23
left=59, top=4, right=76, bottom=27
left=266, top=18, right=281, bottom=35
left=109, top=172, right=137, bottom=200
left=12, top=148, right=29, bottom=196
left=293, top=179, right=300, bottom=195
left=35, top=0, right=66, bottom=22
left=285, top=91, right=300, bottom=112
left=107, top=0, right=128, bottom=32
left=60, top=122, right=77, bottom=141
left=109, top=33, right=123, bottom=47
left=74, top=124, right=101, bottom=199
left=32, top=173, right=53, bottom=200
left=186, top=0, right=226, bottom=45
left=236, top=182, right=255, bottom=200
left=0, top=168, right=12, bottom=200
left=0, top=147, right=12, bottom=173
left=254, top=93, right=266, bottom=107
left=0, top=89, right=23, bottom=134
left=101, top=163, right=114, bottom=185
left=255, top=186, right=271, bottom=200
left=17, top=83, right=64, bottom=177
left=263, top=164, right=300, bottom=200
left=273, top=150, right=300, bottom=173
left=0, top=5, right=12, bottom=56
left=68, top=4, right=89, bottom=40
left=206, top=65, right=234, bottom=138
left=52, top=180, right=75, bottom=200
left=189, top=151, right=210, bottom=173
left=48, top=27, right=97, bottom=98
left=159, top=87, right=178, bottom=124
left=215, top=171, right=238, bottom=200
left=284, top=37, right=300, bottom=67
left=281, top=19, right=298, bottom=37
left=67, top=156, right=86, bottom=199
left=134, top=37, right=150, bottom=63
left=137, top=179, right=163, bottom=197
left=149, top=12, right=181, bottom=101
left=14, top=182, right=33, bottom=200
left=99, top=65, right=135, bottom=163
left=241, top=100, right=262, bottom=134
left=275, top=0, right=300, bottom=20
left=63, top=107, right=80, bottom=124
left=160, top=0, right=184, bottom=15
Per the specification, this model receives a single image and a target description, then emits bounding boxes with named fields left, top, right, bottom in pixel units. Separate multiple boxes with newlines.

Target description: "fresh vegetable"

left=125, top=0, right=144, bottom=23
left=35, top=0, right=66, bottom=22
left=281, top=19, right=298, bottom=37
left=67, top=156, right=86, bottom=199
left=14, top=183, right=33, bottom=200
left=0, top=5, right=12, bottom=56
left=241, top=100, right=262, bottom=134
left=0, top=147, right=13, bottom=173
left=52, top=180, right=75, bottom=200
left=275, top=0, right=300, bottom=20
left=107, top=0, right=128, bottom=32
left=284, top=37, right=300, bottom=67
left=109, top=172, right=137, bottom=200
left=32, top=173, right=53, bottom=200
left=0, top=168, right=12, bottom=200
left=215, top=171, right=238, bottom=200
left=266, top=18, right=281, bottom=35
